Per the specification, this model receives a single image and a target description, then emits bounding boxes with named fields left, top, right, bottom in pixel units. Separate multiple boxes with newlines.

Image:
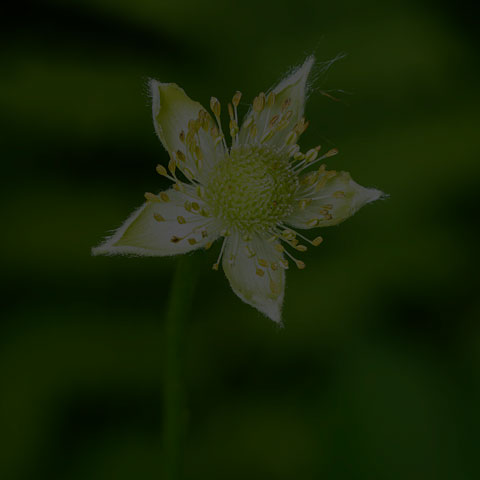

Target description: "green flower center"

left=205, top=145, right=298, bottom=234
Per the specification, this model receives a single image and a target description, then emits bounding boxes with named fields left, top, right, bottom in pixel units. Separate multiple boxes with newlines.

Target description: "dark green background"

left=2, top=0, right=479, bottom=478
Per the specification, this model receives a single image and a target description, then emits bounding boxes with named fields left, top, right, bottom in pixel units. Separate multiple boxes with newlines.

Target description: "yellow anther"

left=312, top=236, right=324, bottom=246
left=294, top=151, right=305, bottom=161
left=280, top=259, right=289, bottom=269
left=195, top=145, right=203, bottom=162
left=306, top=148, right=319, bottom=163
left=243, top=116, right=254, bottom=129
left=281, top=98, right=291, bottom=112
left=183, top=167, right=194, bottom=180
left=285, top=131, right=297, bottom=145
left=205, top=242, right=213, bottom=250
left=307, top=218, right=319, bottom=227
left=171, top=236, right=181, bottom=243
left=160, top=192, right=170, bottom=202
left=188, top=238, right=197, bottom=245
left=212, top=262, right=219, bottom=271
left=184, top=201, right=192, bottom=212
left=196, top=186, right=205, bottom=198
left=232, top=91, right=242, bottom=107
left=333, top=190, right=345, bottom=198
left=266, top=91, right=276, bottom=107
left=253, top=92, right=266, bottom=112
left=260, top=130, right=274, bottom=144
left=153, top=213, right=165, bottom=222
left=191, top=202, right=200, bottom=211
left=256, top=268, right=265, bottom=277
left=296, top=245, right=307, bottom=252
left=270, top=262, right=278, bottom=271
left=269, top=115, right=279, bottom=127
left=201, top=230, right=208, bottom=238
left=210, top=97, right=221, bottom=117
left=325, top=148, right=339, bottom=158
left=275, top=243, right=284, bottom=253
left=177, top=215, right=186, bottom=224
left=144, top=192, right=160, bottom=202
left=258, top=258, right=268, bottom=267
left=156, top=164, right=168, bottom=177
left=175, top=150, right=186, bottom=162
left=295, top=259, right=306, bottom=269
left=168, top=158, right=176, bottom=175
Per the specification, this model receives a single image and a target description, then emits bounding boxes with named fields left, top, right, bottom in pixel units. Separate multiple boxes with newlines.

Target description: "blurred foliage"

left=1, top=0, right=479, bottom=479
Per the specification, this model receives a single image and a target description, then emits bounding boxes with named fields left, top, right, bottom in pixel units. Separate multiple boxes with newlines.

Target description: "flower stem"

left=162, top=255, right=200, bottom=479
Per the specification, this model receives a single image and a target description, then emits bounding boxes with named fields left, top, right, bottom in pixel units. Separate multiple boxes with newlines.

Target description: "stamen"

left=212, top=237, right=227, bottom=270
left=144, top=192, right=160, bottom=202
left=160, top=192, right=170, bottom=202
left=253, top=92, right=266, bottom=113
left=153, top=213, right=165, bottom=222
left=210, top=97, right=228, bottom=150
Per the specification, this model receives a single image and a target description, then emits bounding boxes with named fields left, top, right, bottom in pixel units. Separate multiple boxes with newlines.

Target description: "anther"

left=176, top=150, right=186, bottom=163
left=312, top=236, right=323, bottom=246
left=156, top=164, right=168, bottom=177
left=160, top=192, right=170, bottom=202
left=256, top=268, right=265, bottom=277
left=177, top=216, right=186, bottom=224
left=253, top=92, right=266, bottom=113
left=295, top=259, right=306, bottom=269
left=153, top=213, right=165, bottom=222
left=188, top=238, right=197, bottom=245
left=307, top=218, right=319, bottom=227
left=281, top=98, right=291, bottom=112
left=210, top=97, right=221, bottom=118
left=168, top=158, right=177, bottom=175
left=325, top=148, right=339, bottom=158
left=333, top=191, right=345, bottom=198
left=144, top=192, right=160, bottom=202
left=266, top=91, right=276, bottom=107
left=232, top=91, right=242, bottom=107
left=258, top=258, right=268, bottom=267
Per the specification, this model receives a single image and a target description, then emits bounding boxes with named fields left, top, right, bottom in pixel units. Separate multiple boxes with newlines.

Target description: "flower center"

left=205, top=145, right=298, bottom=234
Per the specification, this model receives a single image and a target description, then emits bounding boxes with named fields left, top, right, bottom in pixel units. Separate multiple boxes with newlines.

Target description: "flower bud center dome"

left=205, top=145, right=298, bottom=233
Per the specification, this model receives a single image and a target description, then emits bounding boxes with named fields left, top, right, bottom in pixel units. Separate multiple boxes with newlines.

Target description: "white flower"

left=93, top=56, right=383, bottom=323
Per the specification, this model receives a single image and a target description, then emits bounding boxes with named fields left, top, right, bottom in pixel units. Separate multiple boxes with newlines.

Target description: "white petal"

left=286, top=171, right=383, bottom=229
left=92, top=188, right=219, bottom=256
left=238, top=56, right=314, bottom=148
left=149, top=80, right=225, bottom=178
left=222, top=234, right=285, bottom=323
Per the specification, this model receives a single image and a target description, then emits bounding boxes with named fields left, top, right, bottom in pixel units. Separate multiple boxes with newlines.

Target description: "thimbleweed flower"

left=93, top=57, right=383, bottom=323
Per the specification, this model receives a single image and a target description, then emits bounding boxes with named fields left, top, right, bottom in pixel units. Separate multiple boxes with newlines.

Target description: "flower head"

left=93, top=57, right=383, bottom=323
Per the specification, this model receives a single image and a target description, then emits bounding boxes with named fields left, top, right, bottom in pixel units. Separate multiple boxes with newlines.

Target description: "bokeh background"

left=2, top=0, right=479, bottom=478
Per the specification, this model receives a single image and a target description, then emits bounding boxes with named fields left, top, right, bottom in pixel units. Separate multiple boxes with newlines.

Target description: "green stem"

left=163, top=255, right=200, bottom=479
